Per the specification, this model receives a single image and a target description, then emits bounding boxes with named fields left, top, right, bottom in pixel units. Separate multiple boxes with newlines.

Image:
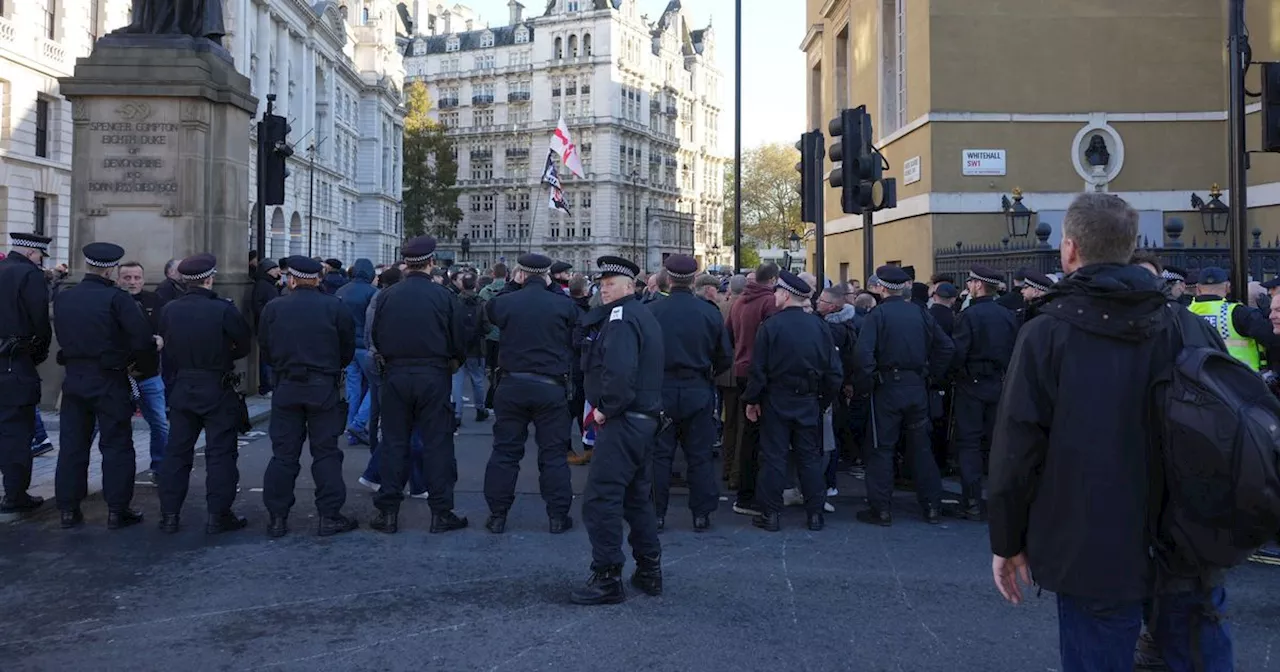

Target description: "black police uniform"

left=482, top=253, right=578, bottom=533
left=852, top=265, right=955, bottom=525
left=0, top=233, right=52, bottom=513
left=927, top=282, right=960, bottom=470
left=259, top=255, right=358, bottom=537
left=949, top=266, right=1019, bottom=519
left=367, top=236, right=468, bottom=534
left=53, top=243, right=156, bottom=528
left=744, top=272, right=842, bottom=531
left=648, top=255, right=732, bottom=531
left=573, top=256, right=664, bottom=606
left=995, top=268, right=1024, bottom=312
left=1018, top=270, right=1054, bottom=327
left=157, top=254, right=253, bottom=534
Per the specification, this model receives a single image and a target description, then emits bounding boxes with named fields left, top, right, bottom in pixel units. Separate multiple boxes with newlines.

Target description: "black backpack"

left=1154, top=308, right=1280, bottom=571
left=458, top=296, right=485, bottom=347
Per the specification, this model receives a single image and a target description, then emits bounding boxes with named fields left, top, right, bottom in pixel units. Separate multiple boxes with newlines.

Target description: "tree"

left=722, top=142, right=801, bottom=268
left=402, top=81, right=463, bottom=238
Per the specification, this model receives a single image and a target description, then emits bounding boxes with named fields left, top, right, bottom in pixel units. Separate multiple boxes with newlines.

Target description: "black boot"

left=318, top=513, right=358, bottom=537
left=549, top=515, right=573, bottom=534
left=807, top=513, right=825, bottom=531
left=475, top=408, right=490, bottom=422
left=752, top=511, right=780, bottom=532
left=107, top=508, right=144, bottom=530
left=60, top=508, right=84, bottom=529
left=923, top=505, right=941, bottom=525
left=370, top=509, right=399, bottom=534
left=430, top=510, right=469, bottom=533
left=856, top=508, right=893, bottom=527
left=268, top=515, right=289, bottom=538
left=630, top=554, right=663, bottom=597
left=693, top=513, right=710, bottom=532
left=159, top=513, right=181, bottom=534
left=959, top=498, right=987, bottom=522
left=655, top=516, right=665, bottom=533
left=485, top=511, right=507, bottom=534
left=0, top=493, right=44, bottom=514
left=570, top=565, right=626, bottom=605
left=206, top=511, right=249, bottom=534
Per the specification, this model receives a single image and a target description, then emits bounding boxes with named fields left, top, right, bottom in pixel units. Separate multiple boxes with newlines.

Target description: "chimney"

left=442, top=9, right=451, bottom=34
left=465, top=19, right=473, bottom=31
left=509, top=0, right=523, bottom=25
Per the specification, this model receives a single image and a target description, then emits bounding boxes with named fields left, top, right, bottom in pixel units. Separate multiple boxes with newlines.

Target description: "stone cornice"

left=799, top=23, right=824, bottom=54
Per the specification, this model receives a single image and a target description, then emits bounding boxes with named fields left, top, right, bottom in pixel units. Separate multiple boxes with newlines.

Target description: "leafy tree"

left=402, top=81, right=463, bottom=238
left=722, top=143, right=800, bottom=269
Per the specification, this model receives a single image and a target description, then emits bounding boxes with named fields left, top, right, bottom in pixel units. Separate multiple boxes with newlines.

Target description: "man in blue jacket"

left=336, top=259, right=377, bottom=444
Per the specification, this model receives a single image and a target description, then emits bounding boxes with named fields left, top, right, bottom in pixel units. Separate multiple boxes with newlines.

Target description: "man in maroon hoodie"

left=725, top=262, right=780, bottom=516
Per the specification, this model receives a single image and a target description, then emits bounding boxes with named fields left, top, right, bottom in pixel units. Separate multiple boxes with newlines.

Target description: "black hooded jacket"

left=988, top=263, right=1222, bottom=601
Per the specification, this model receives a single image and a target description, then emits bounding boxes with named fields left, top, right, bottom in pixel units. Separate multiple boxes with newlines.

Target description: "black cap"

left=83, top=242, right=125, bottom=268
left=1013, top=267, right=1028, bottom=282
left=549, top=261, right=572, bottom=275
left=1162, top=265, right=1188, bottom=283
left=10, top=232, right=51, bottom=253
left=1198, top=267, right=1229, bottom=285
left=934, top=282, right=958, bottom=299
left=911, top=282, right=929, bottom=302
left=285, top=255, right=323, bottom=279
left=177, top=253, right=218, bottom=281
left=402, top=236, right=437, bottom=263
left=777, top=270, right=811, bottom=297
left=325, top=258, right=343, bottom=269
left=968, top=265, right=1003, bottom=286
left=516, top=253, right=553, bottom=274
left=259, top=258, right=278, bottom=272
left=874, top=265, right=911, bottom=290
left=1023, top=270, right=1054, bottom=293
left=662, top=254, right=698, bottom=279
left=596, top=255, right=639, bottom=279
left=1262, top=277, right=1280, bottom=289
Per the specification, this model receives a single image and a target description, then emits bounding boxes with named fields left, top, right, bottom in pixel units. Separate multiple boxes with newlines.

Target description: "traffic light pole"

left=862, top=210, right=874, bottom=284
left=1228, top=0, right=1249, bottom=302
left=255, top=95, right=273, bottom=268
left=732, top=0, right=742, bottom=273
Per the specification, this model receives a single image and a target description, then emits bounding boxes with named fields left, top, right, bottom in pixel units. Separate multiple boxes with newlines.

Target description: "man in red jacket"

left=725, top=262, right=780, bottom=516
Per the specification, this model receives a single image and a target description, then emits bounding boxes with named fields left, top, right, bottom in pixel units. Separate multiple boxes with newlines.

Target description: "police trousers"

left=262, top=373, right=347, bottom=517
left=952, top=377, right=1002, bottom=501
left=755, top=392, right=825, bottom=516
left=866, top=381, right=943, bottom=512
left=56, top=365, right=135, bottom=512
left=159, top=372, right=242, bottom=516
left=484, top=376, right=572, bottom=518
left=378, top=365, right=456, bottom=514
left=653, top=382, right=719, bottom=518
left=583, top=412, right=662, bottom=570
left=0, top=356, right=41, bottom=499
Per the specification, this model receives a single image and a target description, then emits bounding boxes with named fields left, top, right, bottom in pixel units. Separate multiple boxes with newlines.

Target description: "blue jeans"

left=1058, top=588, right=1233, bottom=672
left=451, top=356, right=487, bottom=419
left=258, top=360, right=273, bottom=395
left=31, top=410, right=49, bottom=449
left=134, top=375, right=169, bottom=471
left=345, top=349, right=373, bottom=432
left=361, top=430, right=426, bottom=495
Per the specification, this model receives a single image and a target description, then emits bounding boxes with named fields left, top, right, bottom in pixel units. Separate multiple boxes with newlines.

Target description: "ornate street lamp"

left=788, top=230, right=802, bottom=253
left=1001, top=187, right=1034, bottom=238
left=1191, top=184, right=1229, bottom=236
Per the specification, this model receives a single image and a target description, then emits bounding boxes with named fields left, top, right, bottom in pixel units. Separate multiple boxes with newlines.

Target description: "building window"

left=39, top=0, right=55, bottom=40
left=35, top=98, right=50, bottom=158
left=33, top=195, right=48, bottom=236
left=569, top=35, right=578, bottom=58
left=413, top=40, right=425, bottom=56
left=583, top=33, right=592, bottom=56
left=881, top=0, right=906, bottom=134
left=835, top=26, right=849, bottom=110
left=446, top=36, right=459, bottom=52
left=809, top=63, right=822, bottom=131
left=515, top=27, right=529, bottom=44
left=360, top=6, right=369, bottom=24
left=554, top=37, right=562, bottom=60
left=480, top=31, right=494, bottom=48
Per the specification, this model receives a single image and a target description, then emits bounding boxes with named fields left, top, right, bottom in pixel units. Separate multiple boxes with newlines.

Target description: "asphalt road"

left=2, top=412, right=1279, bottom=672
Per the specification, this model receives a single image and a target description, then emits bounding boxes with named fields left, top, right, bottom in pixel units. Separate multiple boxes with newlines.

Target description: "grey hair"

left=728, top=274, right=747, bottom=295
left=820, top=286, right=844, bottom=303
left=853, top=293, right=876, bottom=310
left=1062, top=192, right=1139, bottom=266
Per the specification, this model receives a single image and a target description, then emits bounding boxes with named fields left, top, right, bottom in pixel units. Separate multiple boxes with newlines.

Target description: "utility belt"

left=278, top=366, right=339, bottom=383
left=875, top=367, right=927, bottom=385
left=375, top=355, right=451, bottom=375
left=58, top=352, right=130, bottom=371
left=0, top=336, right=34, bottom=358
left=664, top=368, right=711, bottom=384
left=497, top=369, right=572, bottom=401
left=176, top=369, right=243, bottom=390
left=962, top=361, right=1006, bottom=381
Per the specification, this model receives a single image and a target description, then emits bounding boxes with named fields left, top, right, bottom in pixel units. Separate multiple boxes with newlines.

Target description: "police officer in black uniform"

left=648, top=254, right=731, bottom=532
left=995, top=268, right=1026, bottom=312
left=948, top=265, right=1019, bottom=520
left=482, top=253, right=578, bottom=534
left=852, top=265, right=954, bottom=527
left=54, top=242, right=156, bottom=529
left=367, top=236, right=468, bottom=535
left=572, top=255, right=664, bottom=606
left=1162, top=265, right=1192, bottom=307
left=1018, top=269, right=1054, bottom=326
left=743, top=271, right=842, bottom=532
left=0, top=233, right=53, bottom=515
left=928, top=283, right=957, bottom=337
left=157, top=254, right=253, bottom=534
left=259, top=255, right=359, bottom=537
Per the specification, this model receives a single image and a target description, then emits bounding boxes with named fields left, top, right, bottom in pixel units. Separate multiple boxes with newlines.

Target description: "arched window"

left=339, top=5, right=348, bottom=20
left=554, top=37, right=563, bottom=59
left=583, top=33, right=592, bottom=56
left=360, top=6, right=369, bottom=24
left=568, top=35, right=578, bottom=58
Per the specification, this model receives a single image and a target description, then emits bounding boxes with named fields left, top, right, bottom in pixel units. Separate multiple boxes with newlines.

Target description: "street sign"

left=904, top=156, right=921, bottom=185
left=962, top=149, right=1006, bottom=176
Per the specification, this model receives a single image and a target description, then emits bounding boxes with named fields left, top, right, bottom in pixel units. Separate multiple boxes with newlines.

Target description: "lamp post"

left=733, top=0, right=742, bottom=272
left=1191, top=184, right=1230, bottom=237
left=1001, top=188, right=1034, bottom=238
left=788, top=229, right=814, bottom=273
left=1227, top=0, right=1249, bottom=301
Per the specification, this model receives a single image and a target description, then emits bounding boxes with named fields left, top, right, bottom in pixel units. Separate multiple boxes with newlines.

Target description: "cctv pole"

left=255, top=95, right=273, bottom=262
left=1228, top=0, right=1249, bottom=301
left=733, top=0, right=742, bottom=272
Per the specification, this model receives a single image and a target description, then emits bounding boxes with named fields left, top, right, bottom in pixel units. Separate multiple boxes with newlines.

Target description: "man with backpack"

left=989, top=193, right=1251, bottom=671
left=451, top=271, right=489, bottom=430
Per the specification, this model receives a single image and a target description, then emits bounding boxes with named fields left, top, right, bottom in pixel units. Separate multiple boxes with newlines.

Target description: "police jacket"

left=130, top=290, right=164, bottom=379
left=580, top=294, right=663, bottom=418
left=159, top=286, right=251, bottom=374
left=1190, top=294, right=1280, bottom=360
left=155, top=277, right=185, bottom=306
left=0, top=251, right=51, bottom=364
left=53, top=274, right=155, bottom=370
left=486, top=279, right=577, bottom=377
left=321, top=271, right=348, bottom=295
left=648, top=287, right=732, bottom=385
left=368, top=271, right=464, bottom=368
left=851, top=295, right=954, bottom=391
left=257, top=285, right=354, bottom=376
left=743, top=306, right=842, bottom=406
left=949, top=294, right=1018, bottom=382
left=988, top=264, right=1222, bottom=601
left=335, top=259, right=377, bottom=349
left=995, top=290, right=1025, bottom=313
left=928, top=302, right=955, bottom=337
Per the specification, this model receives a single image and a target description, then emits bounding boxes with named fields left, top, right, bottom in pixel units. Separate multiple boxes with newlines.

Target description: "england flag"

left=549, top=116, right=585, bottom=178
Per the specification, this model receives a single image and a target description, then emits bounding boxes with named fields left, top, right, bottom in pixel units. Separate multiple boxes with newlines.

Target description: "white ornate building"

left=404, top=0, right=727, bottom=272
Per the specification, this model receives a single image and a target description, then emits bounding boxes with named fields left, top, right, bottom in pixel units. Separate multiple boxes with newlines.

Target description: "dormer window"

left=515, top=26, right=529, bottom=44
left=480, top=31, right=494, bottom=48
left=413, top=40, right=426, bottom=55
left=446, top=35, right=459, bottom=52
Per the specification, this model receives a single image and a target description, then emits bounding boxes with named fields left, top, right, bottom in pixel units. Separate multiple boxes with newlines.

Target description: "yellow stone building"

left=800, top=0, right=1280, bottom=283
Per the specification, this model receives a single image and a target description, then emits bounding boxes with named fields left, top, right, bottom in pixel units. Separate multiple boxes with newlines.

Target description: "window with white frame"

left=477, top=53, right=494, bottom=69
left=446, top=35, right=459, bottom=52
left=881, top=0, right=906, bottom=134
left=479, top=31, right=494, bottom=48
left=413, top=40, right=426, bottom=56
left=515, top=27, right=529, bottom=44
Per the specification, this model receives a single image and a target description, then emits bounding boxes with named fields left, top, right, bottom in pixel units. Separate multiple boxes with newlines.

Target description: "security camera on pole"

left=827, top=105, right=897, bottom=283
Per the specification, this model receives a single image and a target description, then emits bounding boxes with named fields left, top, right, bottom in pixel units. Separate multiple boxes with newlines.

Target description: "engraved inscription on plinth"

left=84, top=101, right=179, bottom=203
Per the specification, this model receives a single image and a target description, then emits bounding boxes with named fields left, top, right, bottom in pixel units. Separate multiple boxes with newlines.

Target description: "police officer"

left=0, top=233, right=53, bottom=515
left=743, top=271, right=842, bottom=532
left=995, top=268, right=1026, bottom=312
left=54, top=242, right=156, bottom=529
left=852, top=265, right=954, bottom=527
left=1163, top=265, right=1191, bottom=306
left=259, top=255, right=359, bottom=537
left=572, top=256, right=664, bottom=606
left=367, top=236, right=468, bottom=535
left=927, top=281, right=959, bottom=471
left=648, top=254, right=731, bottom=532
left=482, top=253, right=578, bottom=535
left=1018, top=269, right=1054, bottom=326
left=1188, top=266, right=1280, bottom=371
left=157, top=254, right=253, bottom=534
left=928, top=283, right=957, bottom=336
left=948, top=265, right=1019, bottom=521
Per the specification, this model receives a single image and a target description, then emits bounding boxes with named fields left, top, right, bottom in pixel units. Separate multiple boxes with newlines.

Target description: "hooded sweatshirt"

left=336, top=259, right=376, bottom=349
left=727, top=280, right=779, bottom=379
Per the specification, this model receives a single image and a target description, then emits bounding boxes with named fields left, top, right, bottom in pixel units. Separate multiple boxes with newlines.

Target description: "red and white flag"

left=541, top=150, right=572, bottom=215
left=549, top=116, right=585, bottom=178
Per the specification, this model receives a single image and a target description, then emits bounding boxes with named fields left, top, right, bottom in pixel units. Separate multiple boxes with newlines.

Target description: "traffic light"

left=1263, top=62, right=1280, bottom=152
left=794, top=130, right=824, bottom=224
left=827, top=105, right=897, bottom=214
left=261, top=113, right=293, bottom=206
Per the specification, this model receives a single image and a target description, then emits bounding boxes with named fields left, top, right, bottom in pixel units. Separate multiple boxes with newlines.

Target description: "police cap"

left=934, top=282, right=959, bottom=299
left=1198, top=267, right=1229, bottom=285
left=10, top=232, right=51, bottom=253
left=285, top=255, right=323, bottom=279
left=662, top=254, right=698, bottom=279
left=1023, top=269, right=1054, bottom=293
left=1162, top=265, right=1187, bottom=283
left=177, top=253, right=218, bottom=281
left=968, top=265, right=1003, bottom=286
left=516, top=253, right=553, bottom=274
left=549, top=261, right=573, bottom=275
left=402, top=236, right=437, bottom=264
left=83, top=242, right=125, bottom=268
left=874, top=265, right=911, bottom=291
left=596, top=255, right=639, bottom=280
left=777, top=270, right=811, bottom=297
left=1014, top=267, right=1028, bottom=282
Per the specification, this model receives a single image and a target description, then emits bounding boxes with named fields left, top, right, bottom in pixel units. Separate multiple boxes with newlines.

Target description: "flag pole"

left=526, top=181, right=539, bottom=255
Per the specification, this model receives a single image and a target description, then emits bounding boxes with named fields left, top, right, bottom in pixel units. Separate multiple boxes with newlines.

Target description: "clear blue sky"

left=442, top=0, right=806, bottom=154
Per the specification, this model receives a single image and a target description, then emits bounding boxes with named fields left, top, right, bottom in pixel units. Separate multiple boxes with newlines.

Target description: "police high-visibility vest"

left=1189, top=299, right=1263, bottom=371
